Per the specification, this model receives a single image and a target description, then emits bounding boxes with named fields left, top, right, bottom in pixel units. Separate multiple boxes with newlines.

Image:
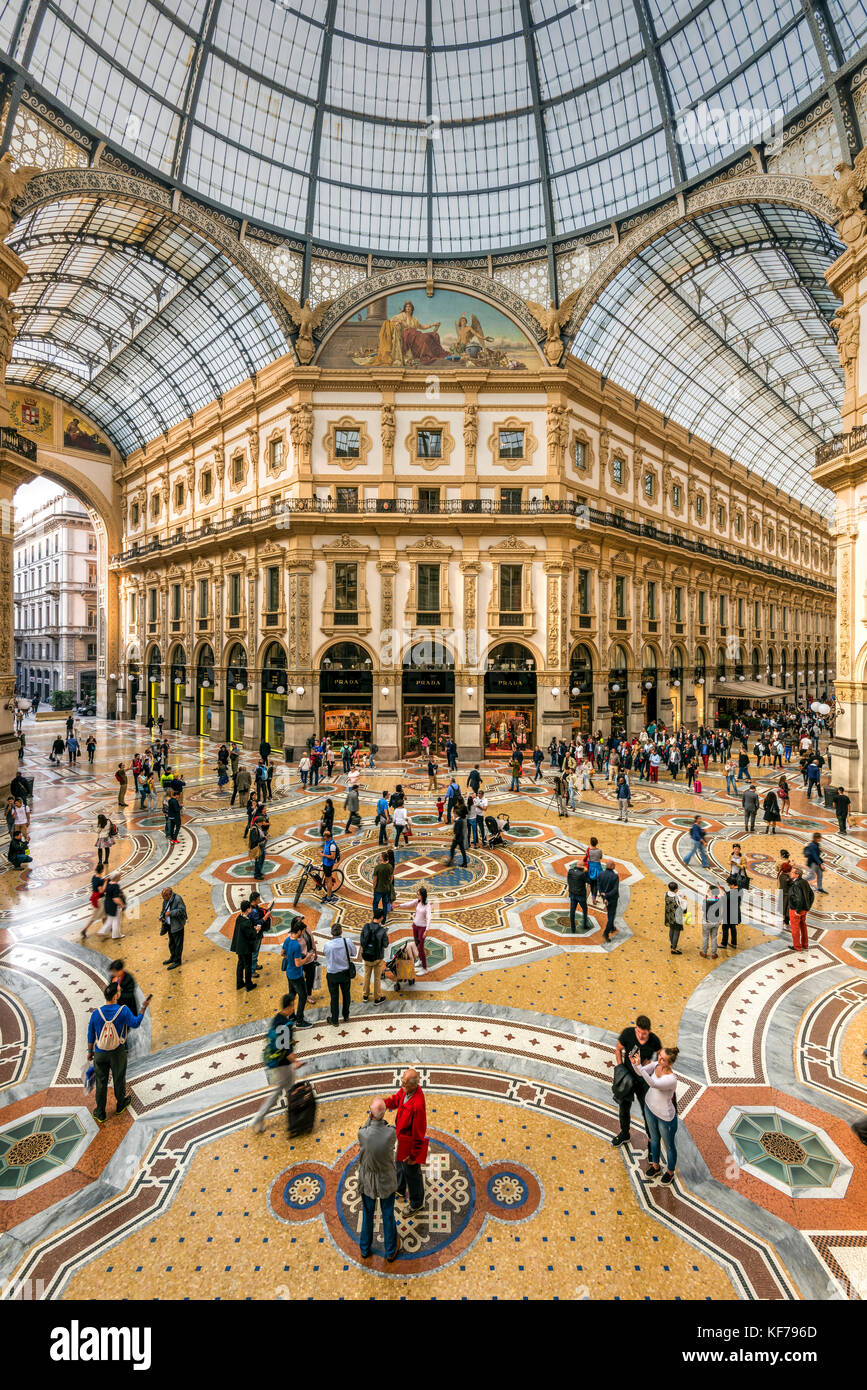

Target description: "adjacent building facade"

left=14, top=493, right=98, bottom=706
left=110, top=278, right=835, bottom=757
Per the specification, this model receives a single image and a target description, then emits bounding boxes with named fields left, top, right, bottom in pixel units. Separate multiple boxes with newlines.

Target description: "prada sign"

left=319, top=670, right=373, bottom=696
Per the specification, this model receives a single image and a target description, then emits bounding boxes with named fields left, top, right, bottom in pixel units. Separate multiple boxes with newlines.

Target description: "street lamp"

left=295, top=685, right=305, bottom=695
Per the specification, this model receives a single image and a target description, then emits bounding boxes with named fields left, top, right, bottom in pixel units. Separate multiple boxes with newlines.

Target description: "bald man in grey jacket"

left=357, top=1098, right=399, bottom=1262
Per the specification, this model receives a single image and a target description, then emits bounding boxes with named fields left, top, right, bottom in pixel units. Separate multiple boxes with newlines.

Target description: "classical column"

left=375, top=558, right=399, bottom=759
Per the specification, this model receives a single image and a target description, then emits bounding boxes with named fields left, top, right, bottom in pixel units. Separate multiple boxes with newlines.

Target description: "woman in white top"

left=322, top=923, right=358, bottom=1026
left=299, top=753, right=311, bottom=787
left=396, top=885, right=431, bottom=972
left=633, top=1045, right=679, bottom=1184
left=475, top=793, right=488, bottom=843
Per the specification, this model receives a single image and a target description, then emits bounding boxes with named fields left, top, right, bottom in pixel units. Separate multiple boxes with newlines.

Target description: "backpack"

left=114, top=770, right=123, bottom=783
left=95, top=1006, right=125, bottom=1052
left=360, top=920, right=386, bottom=961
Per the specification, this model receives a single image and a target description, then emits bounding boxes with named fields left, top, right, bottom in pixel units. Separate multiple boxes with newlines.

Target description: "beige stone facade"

left=110, top=283, right=835, bottom=758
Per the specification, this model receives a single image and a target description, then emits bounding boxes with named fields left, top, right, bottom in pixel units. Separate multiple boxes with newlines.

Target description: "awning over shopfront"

left=709, top=681, right=791, bottom=701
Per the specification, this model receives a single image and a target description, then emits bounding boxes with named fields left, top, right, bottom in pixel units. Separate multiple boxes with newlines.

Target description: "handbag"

left=343, top=937, right=357, bottom=979
left=611, top=1062, right=635, bottom=1103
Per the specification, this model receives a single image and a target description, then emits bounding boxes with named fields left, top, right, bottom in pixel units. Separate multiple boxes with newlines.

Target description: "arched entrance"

left=483, top=642, right=536, bottom=755
left=146, top=645, right=161, bottom=726
left=196, top=644, right=215, bottom=737
left=569, top=644, right=593, bottom=734
left=694, top=648, right=707, bottom=724
left=169, top=645, right=186, bottom=730
left=261, top=641, right=289, bottom=751
left=126, top=644, right=141, bottom=721
left=669, top=646, right=684, bottom=726
left=607, top=644, right=629, bottom=733
left=402, top=638, right=455, bottom=755
left=640, top=645, right=658, bottom=727
left=319, top=642, right=374, bottom=746
left=226, top=643, right=248, bottom=744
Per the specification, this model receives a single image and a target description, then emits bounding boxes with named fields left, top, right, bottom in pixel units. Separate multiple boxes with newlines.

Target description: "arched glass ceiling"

left=571, top=204, right=844, bottom=515
left=0, top=0, right=864, bottom=255
left=5, top=193, right=287, bottom=453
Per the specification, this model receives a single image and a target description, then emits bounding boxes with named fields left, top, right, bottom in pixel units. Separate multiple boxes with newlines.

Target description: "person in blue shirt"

left=281, top=918, right=314, bottom=1027
left=322, top=830, right=340, bottom=901
left=375, top=790, right=390, bottom=846
left=683, top=816, right=710, bottom=868
left=86, top=982, right=150, bottom=1124
left=444, top=778, right=460, bottom=824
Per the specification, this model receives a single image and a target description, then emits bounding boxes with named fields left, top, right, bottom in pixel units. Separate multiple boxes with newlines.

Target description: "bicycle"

left=293, top=860, right=345, bottom=907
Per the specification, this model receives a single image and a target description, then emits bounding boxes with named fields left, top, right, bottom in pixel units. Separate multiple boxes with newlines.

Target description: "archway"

left=569, top=643, right=594, bottom=734
left=319, top=641, right=373, bottom=748
left=669, top=645, right=685, bottom=726
left=402, top=639, right=455, bottom=756
left=483, top=642, right=537, bottom=755
left=146, top=644, right=161, bottom=727
left=195, top=643, right=215, bottom=738
left=641, top=643, right=659, bottom=727
left=608, top=643, right=630, bottom=733
left=169, top=644, right=187, bottom=731
left=261, top=641, right=289, bottom=752
left=226, top=643, right=248, bottom=745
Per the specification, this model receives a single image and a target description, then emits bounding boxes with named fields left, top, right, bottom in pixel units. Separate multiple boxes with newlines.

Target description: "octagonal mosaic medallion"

left=719, top=1106, right=853, bottom=1198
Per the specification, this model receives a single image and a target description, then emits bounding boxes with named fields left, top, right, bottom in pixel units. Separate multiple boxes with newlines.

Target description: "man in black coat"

left=231, top=900, right=258, bottom=992
left=566, top=861, right=590, bottom=933
left=596, top=860, right=620, bottom=942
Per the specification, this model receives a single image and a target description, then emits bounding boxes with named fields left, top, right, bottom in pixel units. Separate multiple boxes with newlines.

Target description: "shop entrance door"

left=197, top=686, right=212, bottom=737
left=403, top=703, right=452, bottom=756
left=171, top=682, right=184, bottom=730
left=569, top=697, right=592, bottom=736
left=609, top=691, right=627, bottom=732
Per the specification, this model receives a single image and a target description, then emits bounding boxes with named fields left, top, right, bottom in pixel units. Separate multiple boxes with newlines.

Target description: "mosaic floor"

left=0, top=719, right=865, bottom=1301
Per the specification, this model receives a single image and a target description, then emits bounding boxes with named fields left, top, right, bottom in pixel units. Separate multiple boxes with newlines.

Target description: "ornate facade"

left=110, top=280, right=835, bottom=758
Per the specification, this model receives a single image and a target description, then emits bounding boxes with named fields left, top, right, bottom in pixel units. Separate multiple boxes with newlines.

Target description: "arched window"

left=767, top=647, right=775, bottom=684
left=669, top=646, right=684, bottom=684
left=717, top=646, right=726, bottom=679
left=262, top=641, right=288, bottom=691
left=227, top=643, right=248, bottom=689
left=197, top=643, right=215, bottom=685
left=147, top=645, right=161, bottom=681
left=486, top=642, right=535, bottom=673
left=751, top=647, right=760, bottom=681
left=321, top=642, right=372, bottom=671
left=694, top=648, right=707, bottom=681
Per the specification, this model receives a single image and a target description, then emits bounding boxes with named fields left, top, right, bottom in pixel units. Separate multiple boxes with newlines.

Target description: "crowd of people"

left=13, top=695, right=846, bottom=1253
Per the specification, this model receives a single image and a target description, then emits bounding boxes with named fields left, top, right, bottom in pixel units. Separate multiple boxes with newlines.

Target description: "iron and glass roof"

left=0, top=0, right=865, bottom=256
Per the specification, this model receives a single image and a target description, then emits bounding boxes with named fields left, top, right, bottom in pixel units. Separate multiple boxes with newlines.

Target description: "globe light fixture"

left=551, top=686, right=559, bottom=696
left=466, top=685, right=474, bottom=696
left=276, top=684, right=285, bottom=694
left=235, top=682, right=244, bottom=690
left=571, top=686, right=580, bottom=696
left=611, top=682, right=620, bottom=692
left=672, top=679, right=681, bottom=687
left=644, top=680, right=653, bottom=689
left=109, top=672, right=117, bottom=680
left=697, top=677, right=705, bottom=685
left=295, top=685, right=304, bottom=695
left=381, top=686, right=389, bottom=696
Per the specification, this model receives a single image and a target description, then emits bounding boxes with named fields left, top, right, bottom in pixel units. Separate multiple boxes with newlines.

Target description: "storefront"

left=640, top=646, right=658, bottom=727
left=226, top=643, right=247, bottom=745
left=608, top=646, right=629, bottom=733
left=483, top=670, right=536, bottom=755
left=669, top=648, right=684, bottom=726
left=402, top=670, right=455, bottom=755
left=196, top=645, right=214, bottom=738
left=261, top=642, right=288, bottom=752
left=128, top=657, right=140, bottom=721
left=169, top=646, right=186, bottom=731
left=569, top=644, right=593, bottom=735
left=319, top=671, right=373, bottom=745
left=146, top=646, right=161, bottom=726
left=319, top=644, right=374, bottom=747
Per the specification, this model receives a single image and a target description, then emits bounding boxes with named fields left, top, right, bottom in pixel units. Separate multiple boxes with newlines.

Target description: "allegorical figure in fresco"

left=376, top=301, right=447, bottom=366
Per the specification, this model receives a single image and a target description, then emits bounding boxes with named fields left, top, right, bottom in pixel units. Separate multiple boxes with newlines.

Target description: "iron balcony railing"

left=815, top=424, right=867, bottom=465
left=0, top=427, right=37, bottom=462
left=109, top=494, right=834, bottom=592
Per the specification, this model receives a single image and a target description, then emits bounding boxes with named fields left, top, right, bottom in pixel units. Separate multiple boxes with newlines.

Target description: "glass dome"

left=2, top=0, right=863, bottom=256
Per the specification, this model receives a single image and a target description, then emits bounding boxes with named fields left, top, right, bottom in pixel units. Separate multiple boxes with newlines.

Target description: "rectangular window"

left=643, top=472, right=653, bottom=497
left=754, top=601, right=760, bottom=628
left=87, top=608, right=96, bottom=629
left=269, top=438, right=284, bottom=471
left=174, top=481, right=185, bottom=509
left=782, top=606, right=788, bottom=633
left=646, top=581, right=657, bottom=620
left=231, top=454, right=244, bottom=486
left=129, top=594, right=136, bottom=626
left=499, top=429, right=524, bottom=459
left=577, top=569, right=590, bottom=615
left=131, top=502, right=140, bottom=526
left=737, top=597, right=744, bottom=628
left=769, top=603, right=775, bottom=630
left=87, top=642, right=96, bottom=660
left=719, top=595, right=726, bottom=625
left=574, top=439, right=586, bottom=470
left=674, top=587, right=683, bottom=622
left=171, top=584, right=181, bottom=621
left=88, top=534, right=96, bottom=552
left=416, top=429, right=442, bottom=459
left=615, top=575, right=626, bottom=618
left=717, top=505, right=724, bottom=527
left=499, top=563, right=522, bottom=616
left=698, top=591, right=707, bottom=624
left=696, top=495, right=704, bottom=518
left=265, top=566, right=280, bottom=612
left=612, top=457, right=624, bottom=485
left=198, top=578, right=209, bottom=621
left=500, top=488, right=522, bottom=513
left=148, top=588, right=157, bottom=623
left=417, top=563, right=440, bottom=618
left=202, top=470, right=212, bottom=497
left=336, top=486, right=358, bottom=512
left=335, top=562, right=358, bottom=624
left=87, top=563, right=96, bottom=584
left=151, top=493, right=160, bottom=519
left=334, top=428, right=360, bottom=459
left=418, top=487, right=441, bottom=514
left=229, top=572, right=241, bottom=616
left=672, top=484, right=681, bottom=508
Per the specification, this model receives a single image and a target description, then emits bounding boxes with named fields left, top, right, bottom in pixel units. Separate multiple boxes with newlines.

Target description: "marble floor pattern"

left=0, top=719, right=864, bottom=1300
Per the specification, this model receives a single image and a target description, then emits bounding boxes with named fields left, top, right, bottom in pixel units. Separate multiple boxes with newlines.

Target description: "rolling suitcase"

left=288, top=1080, right=317, bottom=1137
left=694, top=779, right=702, bottom=794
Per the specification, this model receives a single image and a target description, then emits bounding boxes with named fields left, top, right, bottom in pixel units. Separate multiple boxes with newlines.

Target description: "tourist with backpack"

left=251, top=993, right=300, bottom=1133
left=114, top=760, right=129, bottom=807
left=86, top=980, right=151, bottom=1125
left=360, top=908, right=389, bottom=1003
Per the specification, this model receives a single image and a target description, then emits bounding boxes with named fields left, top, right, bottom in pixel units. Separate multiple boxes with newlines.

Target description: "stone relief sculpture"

left=830, top=303, right=859, bottom=387
left=811, top=151, right=867, bottom=249
left=0, top=153, right=40, bottom=237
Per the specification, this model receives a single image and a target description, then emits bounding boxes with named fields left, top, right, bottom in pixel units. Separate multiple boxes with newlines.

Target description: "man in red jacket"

left=384, top=1068, right=428, bottom=1212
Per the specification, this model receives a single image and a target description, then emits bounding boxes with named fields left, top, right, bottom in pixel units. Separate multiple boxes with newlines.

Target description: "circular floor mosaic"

left=343, top=843, right=507, bottom=899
